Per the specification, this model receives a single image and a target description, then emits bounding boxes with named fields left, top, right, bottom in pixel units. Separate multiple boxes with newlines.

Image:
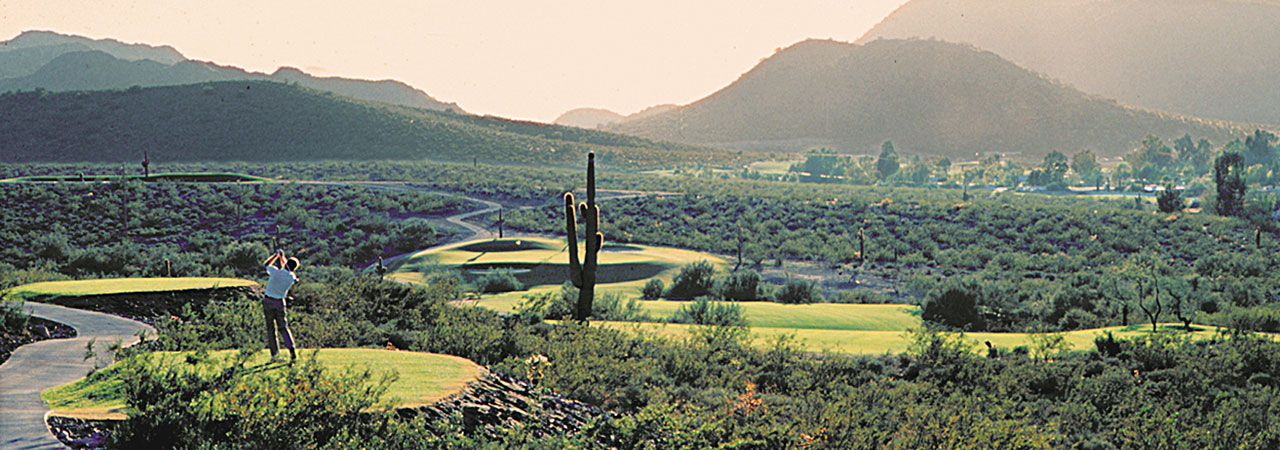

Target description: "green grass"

left=636, top=301, right=922, bottom=330
left=390, top=237, right=729, bottom=302
left=42, top=348, right=481, bottom=420
left=598, top=321, right=1229, bottom=355
left=4, top=277, right=257, bottom=301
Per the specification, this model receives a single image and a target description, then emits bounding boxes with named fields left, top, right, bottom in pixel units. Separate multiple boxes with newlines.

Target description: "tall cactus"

left=566, top=153, right=603, bottom=321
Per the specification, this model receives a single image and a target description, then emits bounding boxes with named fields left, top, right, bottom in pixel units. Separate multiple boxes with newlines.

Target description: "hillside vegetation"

left=858, top=0, right=1280, bottom=124
left=609, top=39, right=1248, bottom=161
left=0, top=81, right=743, bottom=168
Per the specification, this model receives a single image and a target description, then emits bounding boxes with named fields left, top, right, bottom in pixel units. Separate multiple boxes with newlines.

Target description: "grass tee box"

left=42, top=348, right=482, bottom=420
left=4, top=277, right=257, bottom=301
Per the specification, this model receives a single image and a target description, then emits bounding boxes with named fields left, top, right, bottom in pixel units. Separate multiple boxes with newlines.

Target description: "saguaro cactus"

left=566, top=153, right=603, bottom=321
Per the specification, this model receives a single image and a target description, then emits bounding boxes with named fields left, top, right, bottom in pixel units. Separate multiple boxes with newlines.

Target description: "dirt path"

left=0, top=302, right=154, bottom=450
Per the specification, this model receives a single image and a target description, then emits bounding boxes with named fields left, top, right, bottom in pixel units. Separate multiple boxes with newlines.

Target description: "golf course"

left=385, top=237, right=1230, bottom=356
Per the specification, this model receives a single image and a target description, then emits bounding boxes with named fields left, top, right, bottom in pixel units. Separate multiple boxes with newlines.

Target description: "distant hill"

left=0, top=30, right=186, bottom=68
left=857, top=0, right=1280, bottom=124
left=270, top=67, right=462, bottom=113
left=0, top=80, right=738, bottom=169
left=607, top=39, right=1250, bottom=161
left=554, top=108, right=626, bottom=129
left=554, top=104, right=680, bottom=129
left=0, top=50, right=252, bottom=93
left=0, top=30, right=463, bottom=113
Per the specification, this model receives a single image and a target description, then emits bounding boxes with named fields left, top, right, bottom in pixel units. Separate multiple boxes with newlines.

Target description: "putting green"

left=42, top=348, right=481, bottom=420
left=5, top=277, right=257, bottom=301
left=598, top=321, right=1229, bottom=355
left=389, top=237, right=729, bottom=300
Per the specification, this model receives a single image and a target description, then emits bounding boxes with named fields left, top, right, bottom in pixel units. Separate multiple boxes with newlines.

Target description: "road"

left=0, top=303, right=154, bottom=450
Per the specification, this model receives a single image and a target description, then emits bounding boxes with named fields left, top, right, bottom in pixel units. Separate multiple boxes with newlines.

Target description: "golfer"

left=262, top=249, right=299, bottom=361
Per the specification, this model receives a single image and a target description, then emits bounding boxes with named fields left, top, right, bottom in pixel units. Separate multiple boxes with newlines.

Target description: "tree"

left=1126, top=135, right=1174, bottom=179
left=1071, top=149, right=1100, bottom=182
left=936, top=157, right=951, bottom=181
left=1244, top=129, right=1277, bottom=167
left=1214, top=151, right=1247, bottom=217
left=1043, top=150, right=1069, bottom=184
left=1112, top=254, right=1165, bottom=333
left=876, top=141, right=899, bottom=181
left=1189, top=138, right=1214, bottom=176
left=1157, top=186, right=1183, bottom=213
left=922, top=288, right=985, bottom=330
left=1173, top=134, right=1195, bottom=161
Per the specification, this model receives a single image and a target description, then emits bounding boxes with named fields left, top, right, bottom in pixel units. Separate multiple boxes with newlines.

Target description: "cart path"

left=0, top=303, right=154, bottom=450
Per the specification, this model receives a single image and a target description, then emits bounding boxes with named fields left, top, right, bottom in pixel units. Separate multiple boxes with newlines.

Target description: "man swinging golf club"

left=263, top=249, right=299, bottom=361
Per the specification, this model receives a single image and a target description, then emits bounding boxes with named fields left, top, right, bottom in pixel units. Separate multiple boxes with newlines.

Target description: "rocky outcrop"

left=402, top=370, right=608, bottom=439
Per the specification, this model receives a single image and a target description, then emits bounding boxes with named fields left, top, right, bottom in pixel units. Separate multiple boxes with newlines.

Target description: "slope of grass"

left=636, top=301, right=922, bottom=330
left=42, top=348, right=481, bottom=420
left=600, top=321, right=1229, bottom=355
left=5, top=277, right=256, bottom=301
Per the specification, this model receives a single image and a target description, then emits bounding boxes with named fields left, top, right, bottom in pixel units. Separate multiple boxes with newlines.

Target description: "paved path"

left=0, top=303, right=154, bottom=450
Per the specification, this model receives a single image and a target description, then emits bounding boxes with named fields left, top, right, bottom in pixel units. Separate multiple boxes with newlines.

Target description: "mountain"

left=0, top=30, right=462, bottom=113
left=554, top=108, right=626, bottom=129
left=606, top=39, right=1251, bottom=162
left=856, top=0, right=1280, bottom=124
left=554, top=104, right=680, bottom=129
left=0, top=30, right=186, bottom=77
left=0, top=80, right=739, bottom=169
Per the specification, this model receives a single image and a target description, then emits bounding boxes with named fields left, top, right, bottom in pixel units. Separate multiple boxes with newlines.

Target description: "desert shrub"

left=667, top=260, right=716, bottom=299
left=669, top=297, right=747, bottom=327
left=110, top=349, right=395, bottom=449
left=922, top=287, right=986, bottom=330
left=1207, top=305, right=1280, bottom=333
left=219, top=241, right=269, bottom=275
left=831, top=289, right=895, bottom=304
left=0, top=262, right=71, bottom=291
left=153, top=297, right=263, bottom=352
left=517, top=284, right=645, bottom=322
left=1157, top=188, right=1183, bottom=212
left=772, top=277, right=822, bottom=304
left=641, top=278, right=665, bottom=300
left=714, top=270, right=760, bottom=300
left=593, top=291, right=646, bottom=321
left=1057, top=308, right=1101, bottom=330
left=475, top=269, right=523, bottom=293
left=1, top=299, right=29, bottom=333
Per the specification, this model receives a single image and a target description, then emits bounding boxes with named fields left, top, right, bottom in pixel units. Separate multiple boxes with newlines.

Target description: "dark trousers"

left=262, top=296, right=295, bottom=355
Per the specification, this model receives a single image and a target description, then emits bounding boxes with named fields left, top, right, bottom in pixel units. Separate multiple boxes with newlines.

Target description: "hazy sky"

left=0, top=0, right=909, bottom=122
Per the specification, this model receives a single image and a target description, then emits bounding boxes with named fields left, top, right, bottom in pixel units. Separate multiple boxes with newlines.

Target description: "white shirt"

left=264, top=265, right=298, bottom=299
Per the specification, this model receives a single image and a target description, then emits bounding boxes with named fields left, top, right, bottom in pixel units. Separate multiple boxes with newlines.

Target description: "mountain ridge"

left=607, top=38, right=1252, bottom=161
left=0, top=30, right=463, bottom=114
left=856, top=0, right=1280, bottom=124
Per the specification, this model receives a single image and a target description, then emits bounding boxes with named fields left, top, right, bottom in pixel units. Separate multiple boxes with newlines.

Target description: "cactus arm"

left=565, top=192, right=583, bottom=287
left=587, top=153, right=596, bottom=205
